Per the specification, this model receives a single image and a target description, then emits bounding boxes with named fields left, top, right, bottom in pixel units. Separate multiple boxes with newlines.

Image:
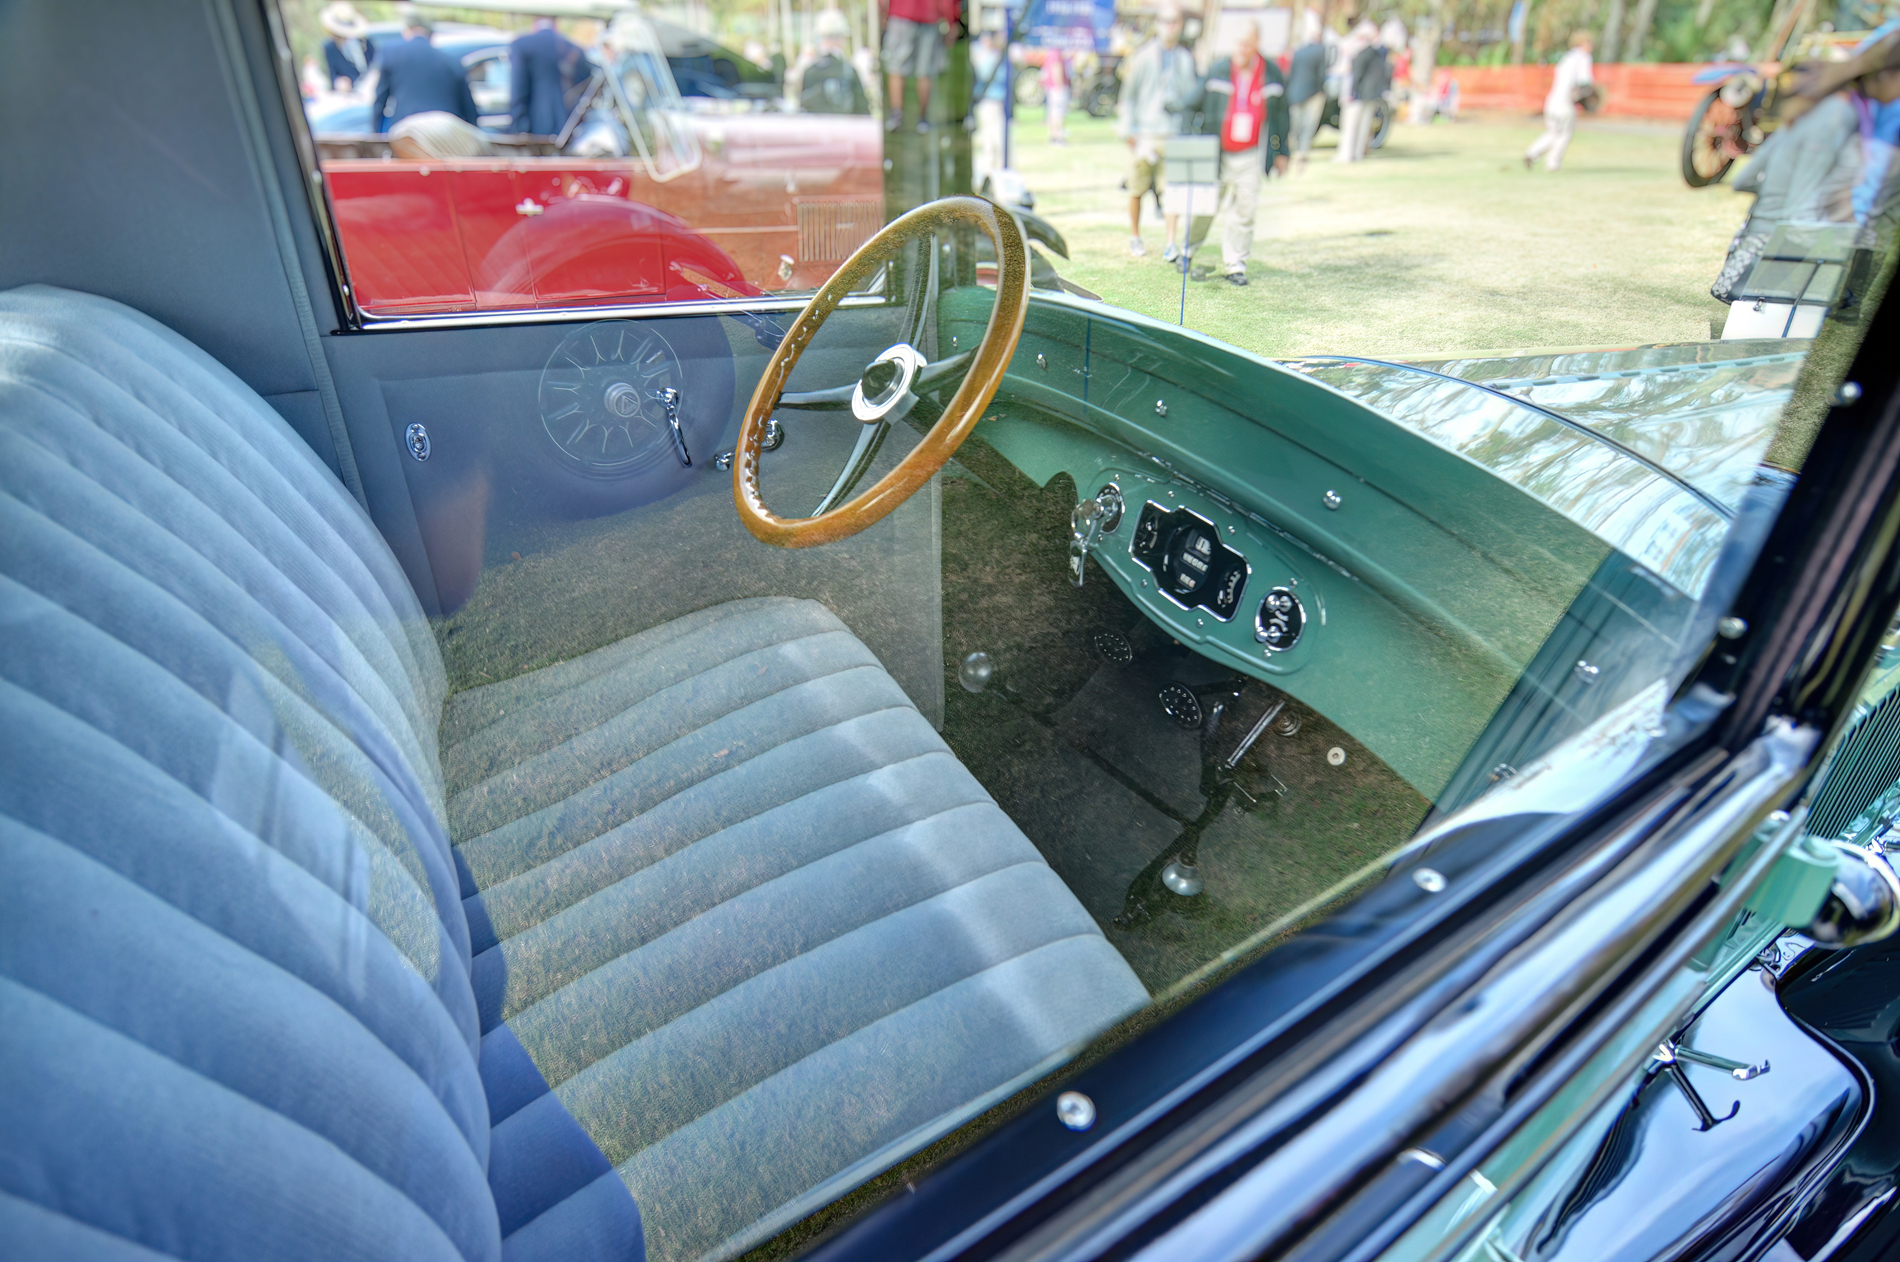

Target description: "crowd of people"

left=1105, top=4, right=1415, bottom=278
left=300, top=0, right=884, bottom=136
left=306, top=2, right=596, bottom=137
left=300, top=0, right=1900, bottom=328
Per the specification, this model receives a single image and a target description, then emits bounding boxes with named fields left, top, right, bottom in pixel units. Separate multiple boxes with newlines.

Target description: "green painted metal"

left=944, top=288, right=1630, bottom=800
left=1742, top=832, right=1841, bottom=929
left=1373, top=811, right=1812, bottom=1262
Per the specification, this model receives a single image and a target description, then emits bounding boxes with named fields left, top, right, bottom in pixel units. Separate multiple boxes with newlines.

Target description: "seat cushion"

left=0, top=285, right=495, bottom=1262
left=0, top=284, right=1145, bottom=1262
left=444, top=597, right=1149, bottom=1262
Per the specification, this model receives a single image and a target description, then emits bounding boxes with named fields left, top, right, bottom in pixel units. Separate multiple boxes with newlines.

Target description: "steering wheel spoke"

left=776, top=348, right=977, bottom=413
left=731, top=197, right=1029, bottom=548
left=812, top=420, right=891, bottom=516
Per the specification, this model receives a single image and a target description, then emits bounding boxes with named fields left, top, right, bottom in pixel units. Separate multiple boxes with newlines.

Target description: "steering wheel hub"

left=852, top=344, right=928, bottom=422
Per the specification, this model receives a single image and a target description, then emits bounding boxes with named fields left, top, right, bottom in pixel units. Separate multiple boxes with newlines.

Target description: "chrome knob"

left=1067, top=485, right=1123, bottom=588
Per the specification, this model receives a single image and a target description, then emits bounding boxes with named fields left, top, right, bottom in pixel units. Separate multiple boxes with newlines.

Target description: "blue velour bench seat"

left=0, top=287, right=1148, bottom=1262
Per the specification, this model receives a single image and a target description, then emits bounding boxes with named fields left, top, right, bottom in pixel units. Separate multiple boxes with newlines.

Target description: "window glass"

left=269, top=1, right=1900, bottom=1258
left=293, top=5, right=885, bottom=315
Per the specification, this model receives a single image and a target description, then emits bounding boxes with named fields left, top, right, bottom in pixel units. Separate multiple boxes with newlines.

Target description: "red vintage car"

left=316, top=17, right=882, bottom=317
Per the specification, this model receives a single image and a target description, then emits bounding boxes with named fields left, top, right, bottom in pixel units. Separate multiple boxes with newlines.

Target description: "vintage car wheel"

left=1682, top=89, right=1744, bottom=187
left=731, top=195, right=1029, bottom=548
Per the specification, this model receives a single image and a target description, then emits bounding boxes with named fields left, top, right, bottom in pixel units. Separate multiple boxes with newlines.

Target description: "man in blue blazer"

left=372, top=20, right=478, bottom=133
left=510, top=19, right=591, bottom=136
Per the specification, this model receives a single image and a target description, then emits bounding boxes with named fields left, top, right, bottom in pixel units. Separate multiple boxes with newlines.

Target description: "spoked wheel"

left=1682, top=90, right=1743, bottom=187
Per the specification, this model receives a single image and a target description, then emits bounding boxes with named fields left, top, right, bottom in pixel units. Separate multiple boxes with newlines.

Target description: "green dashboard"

left=946, top=289, right=1676, bottom=804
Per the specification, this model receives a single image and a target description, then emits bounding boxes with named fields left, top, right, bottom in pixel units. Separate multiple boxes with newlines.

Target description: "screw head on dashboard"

left=1322, top=489, right=1342, bottom=510
left=1154, top=399, right=1168, bottom=417
left=1036, top=352, right=1048, bottom=371
left=1327, top=746, right=1346, bottom=766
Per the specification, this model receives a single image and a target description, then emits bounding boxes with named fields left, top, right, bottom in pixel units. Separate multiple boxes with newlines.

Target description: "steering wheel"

left=732, top=196, right=1029, bottom=548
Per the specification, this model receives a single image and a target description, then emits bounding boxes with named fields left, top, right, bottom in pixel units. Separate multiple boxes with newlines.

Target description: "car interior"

left=2, top=3, right=1872, bottom=1262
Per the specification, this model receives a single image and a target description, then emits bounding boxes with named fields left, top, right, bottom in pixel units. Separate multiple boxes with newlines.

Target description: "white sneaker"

left=1129, top=237, right=1148, bottom=257
left=1161, top=242, right=1180, bottom=263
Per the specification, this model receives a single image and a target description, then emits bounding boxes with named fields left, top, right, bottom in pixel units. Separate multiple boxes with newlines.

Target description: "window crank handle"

left=655, top=387, right=689, bottom=467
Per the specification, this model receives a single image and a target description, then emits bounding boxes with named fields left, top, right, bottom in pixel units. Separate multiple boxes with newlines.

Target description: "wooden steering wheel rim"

left=731, top=196, right=1030, bottom=548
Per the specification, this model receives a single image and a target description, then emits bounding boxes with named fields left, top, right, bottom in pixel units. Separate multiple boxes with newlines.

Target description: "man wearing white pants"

left=971, top=27, right=1010, bottom=192
left=1189, top=22, right=1287, bottom=283
left=1333, top=20, right=1379, bottom=162
left=1526, top=31, right=1594, bottom=171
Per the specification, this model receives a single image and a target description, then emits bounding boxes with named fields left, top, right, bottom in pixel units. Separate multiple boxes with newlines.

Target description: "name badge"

left=1228, top=111, right=1256, bottom=144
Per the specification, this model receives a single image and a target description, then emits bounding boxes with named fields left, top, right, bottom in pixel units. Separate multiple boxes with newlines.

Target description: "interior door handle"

left=514, top=199, right=544, bottom=216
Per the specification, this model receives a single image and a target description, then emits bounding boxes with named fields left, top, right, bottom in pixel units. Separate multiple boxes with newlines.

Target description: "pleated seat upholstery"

left=0, top=285, right=1148, bottom=1262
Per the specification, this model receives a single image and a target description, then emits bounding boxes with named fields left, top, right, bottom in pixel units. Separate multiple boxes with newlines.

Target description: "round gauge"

left=1163, top=524, right=1218, bottom=600
left=1256, top=586, right=1307, bottom=653
left=537, top=321, right=688, bottom=477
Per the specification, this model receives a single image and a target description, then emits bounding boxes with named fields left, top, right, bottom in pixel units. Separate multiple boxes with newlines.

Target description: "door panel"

left=323, top=161, right=475, bottom=314
left=448, top=165, right=537, bottom=309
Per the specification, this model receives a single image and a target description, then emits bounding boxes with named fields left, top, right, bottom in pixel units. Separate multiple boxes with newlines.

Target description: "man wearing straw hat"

left=319, top=3, right=369, bottom=91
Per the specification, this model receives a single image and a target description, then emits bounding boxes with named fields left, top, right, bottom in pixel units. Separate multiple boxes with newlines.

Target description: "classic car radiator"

left=797, top=197, right=882, bottom=262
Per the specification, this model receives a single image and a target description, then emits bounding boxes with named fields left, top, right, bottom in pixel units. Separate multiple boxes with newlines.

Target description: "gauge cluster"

left=1081, top=467, right=1320, bottom=678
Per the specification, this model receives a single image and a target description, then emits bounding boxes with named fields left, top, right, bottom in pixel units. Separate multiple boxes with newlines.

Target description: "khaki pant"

left=1214, top=144, right=1264, bottom=273
left=1289, top=94, right=1323, bottom=160
left=974, top=98, right=1006, bottom=190
left=1526, top=109, right=1575, bottom=170
left=1181, top=144, right=1264, bottom=273
left=1335, top=98, right=1375, bottom=162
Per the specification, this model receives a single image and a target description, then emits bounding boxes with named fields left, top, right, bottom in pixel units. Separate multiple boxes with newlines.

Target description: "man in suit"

left=372, top=19, right=478, bottom=133
left=1183, top=20, right=1287, bottom=284
left=510, top=17, right=590, bottom=136
left=1285, top=10, right=1326, bottom=172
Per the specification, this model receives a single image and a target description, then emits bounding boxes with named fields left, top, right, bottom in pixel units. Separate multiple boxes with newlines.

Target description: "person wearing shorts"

left=1117, top=3, right=1196, bottom=256
left=884, top=0, right=950, bottom=133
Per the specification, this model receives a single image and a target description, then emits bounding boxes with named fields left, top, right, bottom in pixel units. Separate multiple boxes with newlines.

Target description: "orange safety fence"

left=1438, top=62, right=1726, bottom=121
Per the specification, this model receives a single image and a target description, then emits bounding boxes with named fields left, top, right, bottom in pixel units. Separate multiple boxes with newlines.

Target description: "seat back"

left=0, top=285, right=501, bottom=1260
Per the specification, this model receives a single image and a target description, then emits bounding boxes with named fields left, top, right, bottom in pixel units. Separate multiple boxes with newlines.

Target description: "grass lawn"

left=1014, top=109, right=1744, bottom=360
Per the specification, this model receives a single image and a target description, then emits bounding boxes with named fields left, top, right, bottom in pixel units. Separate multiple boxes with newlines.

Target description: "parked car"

left=9, top=4, right=1900, bottom=1262
left=309, top=12, right=882, bottom=309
